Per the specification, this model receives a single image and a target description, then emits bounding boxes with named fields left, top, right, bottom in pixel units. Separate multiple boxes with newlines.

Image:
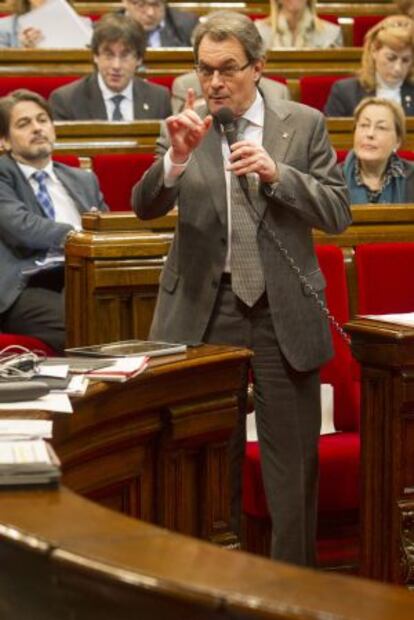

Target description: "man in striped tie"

left=133, top=11, right=352, bottom=567
left=0, top=89, right=108, bottom=351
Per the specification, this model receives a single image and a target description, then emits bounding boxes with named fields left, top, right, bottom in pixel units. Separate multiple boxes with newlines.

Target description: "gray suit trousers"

left=203, top=278, right=321, bottom=566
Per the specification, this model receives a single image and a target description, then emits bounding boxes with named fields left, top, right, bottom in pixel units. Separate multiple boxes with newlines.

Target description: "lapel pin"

left=143, top=103, right=149, bottom=110
left=282, top=132, right=289, bottom=139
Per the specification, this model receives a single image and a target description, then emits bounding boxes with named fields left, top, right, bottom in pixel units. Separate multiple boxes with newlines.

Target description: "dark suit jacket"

left=0, top=155, right=108, bottom=314
left=49, top=73, right=172, bottom=121
left=119, top=7, right=198, bottom=47
left=157, top=7, right=198, bottom=47
left=324, top=76, right=414, bottom=116
left=132, top=91, right=352, bottom=372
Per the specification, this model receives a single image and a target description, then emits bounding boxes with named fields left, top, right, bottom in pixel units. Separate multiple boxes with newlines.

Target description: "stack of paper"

left=85, top=356, right=149, bottom=382
left=0, top=420, right=60, bottom=486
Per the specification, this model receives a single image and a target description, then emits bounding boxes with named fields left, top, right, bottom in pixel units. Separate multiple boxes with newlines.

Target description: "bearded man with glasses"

left=121, top=0, right=198, bottom=47
left=133, top=11, right=351, bottom=567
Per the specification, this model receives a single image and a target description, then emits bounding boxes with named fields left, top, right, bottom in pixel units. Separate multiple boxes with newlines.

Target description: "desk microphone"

left=214, top=107, right=250, bottom=200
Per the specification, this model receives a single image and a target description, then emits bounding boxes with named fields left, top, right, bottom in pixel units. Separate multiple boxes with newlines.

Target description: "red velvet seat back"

left=92, top=153, right=155, bottom=211
left=52, top=155, right=81, bottom=167
left=353, top=15, right=384, bottom=46
left=147, top=75, right=175, bottom=91
left=0, top=76, right=80, bottom=98
left=317, top=245, right=360, bottom=432
left=356, top=242, right=414, bottom=314
left=300, top=75, right=351, bottom=111
left=0, top=334, right=55, bottom=356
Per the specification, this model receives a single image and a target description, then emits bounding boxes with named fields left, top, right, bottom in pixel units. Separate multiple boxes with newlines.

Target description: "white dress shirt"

left=164, top=89, right=265, bottom=270
left=375, top=73, right=403, bottom=106
left=97, top=73, right=134, bottom=121
left=18, top=160, right=82, bottom=229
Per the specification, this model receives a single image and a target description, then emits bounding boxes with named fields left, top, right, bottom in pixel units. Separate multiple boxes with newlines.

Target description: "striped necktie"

left=32, top=170, right=55, bottom=220
left=230, top=118, right=265, bottom=307
left=111, top=94, right=125, bottom=121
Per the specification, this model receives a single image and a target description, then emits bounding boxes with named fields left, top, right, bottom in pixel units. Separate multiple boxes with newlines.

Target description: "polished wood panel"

left=66, top=206, right=414, bottom=348
left=2, top=486, right=414, bottom=620
left=346, top=319, right=414, bottom=585
left=0, top=345, right=250, bottom=547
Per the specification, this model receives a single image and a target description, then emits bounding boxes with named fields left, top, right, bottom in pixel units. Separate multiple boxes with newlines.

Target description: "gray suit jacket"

left=119, top=7, right=198, bottom=47
left=0, top=155, right=108, bottom=314
left=49, top=73, right=172, bottom=121
left=325, top=76, right=414, bottom=117
left=132, top=90, right=352, bottom=372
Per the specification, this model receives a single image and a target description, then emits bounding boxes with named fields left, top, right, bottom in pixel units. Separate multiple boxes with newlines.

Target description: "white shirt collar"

left=97, top=72, right=133, bottom=101
left=239, top=89, right=264, bottom=128
left=17, top=159, right=56, bottom=181
left=376, top=72, right=403, bottom=93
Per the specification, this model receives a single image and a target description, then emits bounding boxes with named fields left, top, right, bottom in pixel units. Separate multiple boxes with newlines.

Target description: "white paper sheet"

left=0, top=393, right=72, bottom=413
left=363, top=312, right=414, bottom=327
left=0, top=419, right=53, bottom=439
left=18, top=0, right=92, bottom=49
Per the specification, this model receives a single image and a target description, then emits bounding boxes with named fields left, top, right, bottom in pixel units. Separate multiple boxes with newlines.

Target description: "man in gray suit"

left=49, top=14, right=171, bottom=121
left=0, top=89, right=108, bottom=351
left=132, top=11, right=351, bottom=566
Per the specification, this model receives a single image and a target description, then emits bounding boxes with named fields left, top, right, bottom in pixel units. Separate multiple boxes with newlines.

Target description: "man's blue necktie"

left=111, top=94, right=125, bottom=121
left=32, top=170, right=55, bottom=220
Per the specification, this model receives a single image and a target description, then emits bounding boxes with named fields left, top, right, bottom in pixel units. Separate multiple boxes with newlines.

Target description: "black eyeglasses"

left=195, top=60, right=251, bottom=80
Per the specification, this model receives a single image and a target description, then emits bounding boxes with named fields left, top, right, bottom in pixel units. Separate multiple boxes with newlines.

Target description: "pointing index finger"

left=184, top=88, right=196, bottom=111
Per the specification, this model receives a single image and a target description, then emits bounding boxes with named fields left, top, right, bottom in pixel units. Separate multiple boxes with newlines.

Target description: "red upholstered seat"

left=92, top=153, right=155, bottom=211
left=242, top=245, right=360, bottom=565
left=0, top=76, right=80, bottom=98
left=52, top=155, right=81, bottom=167
left=0, top=333, right=55, bottom=356
left=353, top=15, right=384, bottom=46
left=300, top=75, right=351, bottom=111
left=147, top=75, right=175, bottom=91
left=356, top=242, right=414, bottom=315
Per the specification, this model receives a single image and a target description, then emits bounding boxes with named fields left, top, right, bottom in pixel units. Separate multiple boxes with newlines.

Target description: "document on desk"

left=0, top=393, right=72, bottom=414
left=362, top=312, right=414, bottom=327
left=18, top=0, right=92, bottom=48
left=0, top=419, right=53, bottom=440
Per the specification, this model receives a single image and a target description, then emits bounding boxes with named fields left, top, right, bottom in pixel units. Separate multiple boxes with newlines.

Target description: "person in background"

left=171, top=71, right=290, bottom=114
left=120, top=0, right=198, bottom=47
left=49, top=14, right=171, bottom=121
left=0, top=0, right=91, bottom=48
left=255, top=0, right=343, bottom=50
left=396, top=0, right=414, bottom=20
left=343, top=97, right=414, bottom=203
left=0, top=89, right=108, bottom=351
left=325, top=15, right=414, bottom=117
left=132, top=11, right=351, bottom=566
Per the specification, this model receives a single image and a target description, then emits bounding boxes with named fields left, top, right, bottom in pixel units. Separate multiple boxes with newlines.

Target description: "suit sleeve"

left=324, top=81, right=351, bottom=117
left=0, top=173, right=72, bottom=250
left=90, top=170, right=109, bottom=213
left=49, top=89, right=75, bottom=121
left=262, top=111, right=352, bottom=234
left=132, top=126, right=178, bottom=219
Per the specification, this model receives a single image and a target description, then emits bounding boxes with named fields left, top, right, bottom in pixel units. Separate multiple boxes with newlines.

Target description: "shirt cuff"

left=163, top=148, right=191, bottom=188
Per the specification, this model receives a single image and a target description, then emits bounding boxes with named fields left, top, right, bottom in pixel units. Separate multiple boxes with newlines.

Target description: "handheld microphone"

left=214, top=107, right=250, bottom=200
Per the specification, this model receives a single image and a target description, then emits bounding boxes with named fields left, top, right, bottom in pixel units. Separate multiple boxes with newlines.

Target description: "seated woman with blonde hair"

left=343, top=97, right=414, bottom=203
left=255, top=0, right=343, bottom=49
left=325, top=15, right=414, bottom=116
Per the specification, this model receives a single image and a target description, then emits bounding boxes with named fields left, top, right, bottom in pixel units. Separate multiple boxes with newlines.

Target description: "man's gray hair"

left=193, top=11, right=266, bottom=62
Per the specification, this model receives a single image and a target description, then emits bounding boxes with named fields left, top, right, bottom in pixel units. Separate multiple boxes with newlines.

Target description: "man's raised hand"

left=166, top=88, right=212, bottom=164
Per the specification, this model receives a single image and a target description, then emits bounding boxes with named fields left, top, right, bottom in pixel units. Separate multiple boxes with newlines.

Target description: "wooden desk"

left=2, top=485, right=414, bottom=620
left=65, top=206, right=414, bottom=348
left=346, top=319, right=414, bottom=586
left=1, top=344, right=250, bottom=547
